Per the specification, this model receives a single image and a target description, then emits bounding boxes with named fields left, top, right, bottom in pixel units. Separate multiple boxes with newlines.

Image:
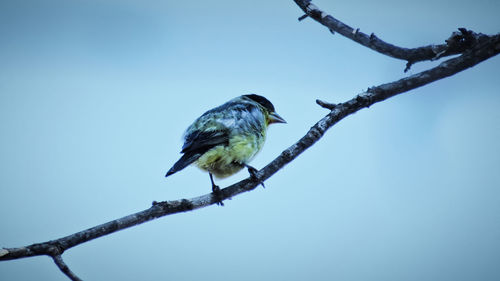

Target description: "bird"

left=165, top=94, right=286, bottom=205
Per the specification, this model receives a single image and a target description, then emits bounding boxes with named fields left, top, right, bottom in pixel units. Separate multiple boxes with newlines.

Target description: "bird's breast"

left=194, top=132, right=265, bottom=178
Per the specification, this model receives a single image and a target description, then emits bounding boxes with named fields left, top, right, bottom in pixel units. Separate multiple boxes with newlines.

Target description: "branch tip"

left=316, top=99, right=337, bottom=110
left=298, top=14, right=308, bottom=21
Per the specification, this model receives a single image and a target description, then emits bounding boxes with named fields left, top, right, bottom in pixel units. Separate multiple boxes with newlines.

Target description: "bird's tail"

left=165, top=153, right=200, bottom=177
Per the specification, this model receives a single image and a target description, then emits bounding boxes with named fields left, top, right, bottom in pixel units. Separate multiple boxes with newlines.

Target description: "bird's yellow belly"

left=195, top=134, right=264, bottom=178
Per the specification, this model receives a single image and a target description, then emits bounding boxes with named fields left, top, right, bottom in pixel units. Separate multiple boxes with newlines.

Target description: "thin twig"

left=52, top=255, right=83, bottom=281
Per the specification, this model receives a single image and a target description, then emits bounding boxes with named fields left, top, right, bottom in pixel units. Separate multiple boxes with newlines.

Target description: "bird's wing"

left=165, top=129, right=230, bottom=177
left=181, top=129, right=230, bottom=154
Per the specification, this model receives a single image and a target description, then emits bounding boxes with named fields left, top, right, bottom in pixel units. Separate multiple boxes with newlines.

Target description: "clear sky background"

left=1, top=0, right=499, bottom=280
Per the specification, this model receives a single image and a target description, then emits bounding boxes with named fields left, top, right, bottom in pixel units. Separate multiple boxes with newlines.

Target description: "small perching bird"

left=165, top=94, right=286, bottom=205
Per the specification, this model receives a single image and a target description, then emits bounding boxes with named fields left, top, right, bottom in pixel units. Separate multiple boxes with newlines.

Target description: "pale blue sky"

left=1, top=0, right=499, bottom=280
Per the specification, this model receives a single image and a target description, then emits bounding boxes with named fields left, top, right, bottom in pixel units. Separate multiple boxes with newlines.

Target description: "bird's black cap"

left=244, top=94, right=275, bottom=112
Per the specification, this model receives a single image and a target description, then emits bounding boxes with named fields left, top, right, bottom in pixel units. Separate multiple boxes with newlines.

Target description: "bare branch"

left=2, top=33, right=498, bottom=267
left=52, top=255, right=83, bottom=281
left=293, top=0, right=488, bottom=71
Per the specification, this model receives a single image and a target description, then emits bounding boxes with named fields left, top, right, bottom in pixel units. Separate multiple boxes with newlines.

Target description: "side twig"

left=316, top=99, right=338, bottom=110
left=52, top=255, right=83, bottom=281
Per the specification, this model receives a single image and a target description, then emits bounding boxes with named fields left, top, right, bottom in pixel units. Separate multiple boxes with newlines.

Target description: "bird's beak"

left=269, top=112, right=286, bottom=124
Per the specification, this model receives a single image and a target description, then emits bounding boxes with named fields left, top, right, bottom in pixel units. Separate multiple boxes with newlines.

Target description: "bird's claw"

left=212, top=184, right=224, bottom=206
left=246, top=166, right=265, bottom=189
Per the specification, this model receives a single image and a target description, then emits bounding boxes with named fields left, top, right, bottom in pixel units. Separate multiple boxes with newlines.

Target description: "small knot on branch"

left=47, top=244, right=64, bottom=256
left=433, top=28, right=478, bottom=60
left=152, top=200, right=170, bottom=210
left=446, top=28, right=476, bottom=49
left=281, top=149, right=293, bottom=162
left=180, top=199, right=194, bottom=211
left=366, top=86, right=381, bottom=95
left=305, top=2, right=326, bottom=20
left=355, top=92, right=375, bottom=108
left=305, top=2, right=318, bottom=12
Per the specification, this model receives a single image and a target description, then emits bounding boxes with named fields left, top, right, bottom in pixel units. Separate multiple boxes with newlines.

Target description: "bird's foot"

left=212, top=184, right=224, bottom=206
left=246, top=165, right=265, bottom=188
